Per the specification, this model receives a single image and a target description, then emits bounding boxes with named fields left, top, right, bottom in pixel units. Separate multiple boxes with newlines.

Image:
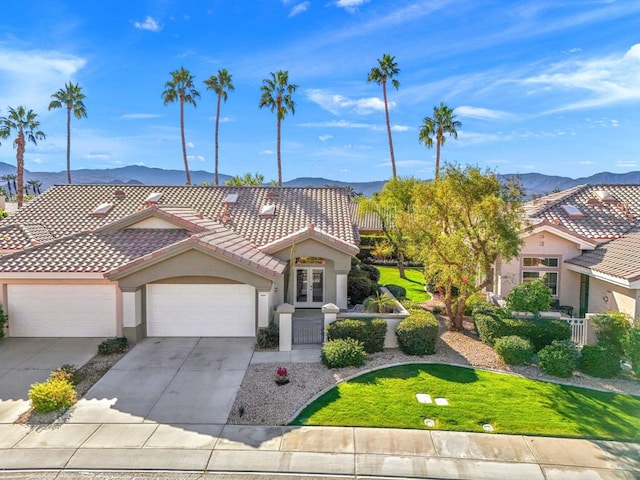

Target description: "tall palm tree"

left=204, top=69, right=234, bottom=186
left=27, top=179, right=42, bottom=195
left=162, top=67, right=200, bottom=185
left=48, top=82, right=87, bottom=184
left=367, top=53, right=400, bottom=179
left=0, top=107, right=46, bottom=207
left=1, top=174, right=16, bottom=199
left=259, top=70, right=298, bottom=187
left=419, top=102, right=462, bottom=181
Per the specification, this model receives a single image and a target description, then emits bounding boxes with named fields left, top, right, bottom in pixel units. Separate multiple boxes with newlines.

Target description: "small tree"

left=224, top=172, right=264, bottom=186
left=506, top=280, right=552, bottom=315
left=591, top=312, right=631, bottom=356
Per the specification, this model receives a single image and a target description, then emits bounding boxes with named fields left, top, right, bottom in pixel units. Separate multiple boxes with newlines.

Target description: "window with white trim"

left=521, top=256, right=559, bottom=296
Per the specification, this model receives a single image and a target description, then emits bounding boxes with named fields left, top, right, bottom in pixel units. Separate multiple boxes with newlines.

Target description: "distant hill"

left=1, top=161, right=639, bottom=198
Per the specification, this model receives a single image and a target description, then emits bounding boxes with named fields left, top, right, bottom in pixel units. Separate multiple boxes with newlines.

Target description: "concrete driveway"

left=68, top=337, right=254, bottom=426
left=0, top=337, right=103, bottom=423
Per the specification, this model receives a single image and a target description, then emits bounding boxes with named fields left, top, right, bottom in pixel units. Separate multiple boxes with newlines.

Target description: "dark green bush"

left=538, top=340, right=579, bottom=378
left=464, top=292, right=485, bottom=316
left=622, top=328, right=640, bottom=377
left=360, top=263, right=381, bottom=283
left=395, top=309, right=438, bottom=355
left=384, top=284, right=406, bottom=300
left=0, top=306, right=6, bottom=339
left=321, top=338, right=367, bottom=368
left=29, top=378, right=77, bottom=413
left=591, top=312, right=631, bottom=356
left=473, top=313, right=570, bottom=351
left=347, top=270, right=376, bottom=305
left=494, top=336, right=533, bottom=365
left=327, top=317, right=387, bottom=353
left=98, top=337, right=128, bottom=354
left=257, top=322, right=280, bottom=349
left=473, top=313, right=506, bottom=346
left=472, top=301, right=508, bottom=320
left=505, top=280, right=552, bottom=314
left=579, top=343, right=621, bottom=378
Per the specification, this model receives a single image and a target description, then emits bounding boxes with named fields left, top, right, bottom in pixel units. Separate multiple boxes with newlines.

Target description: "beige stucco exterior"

left=586, top=277, right=640, bottom=318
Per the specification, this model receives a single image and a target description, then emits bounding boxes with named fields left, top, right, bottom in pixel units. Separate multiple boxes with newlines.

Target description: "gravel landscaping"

left=228, top=314, right=640, bottom=426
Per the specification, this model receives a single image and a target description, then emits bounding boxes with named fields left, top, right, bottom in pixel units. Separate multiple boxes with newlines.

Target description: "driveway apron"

left=69, top=337, right=254, bottom=425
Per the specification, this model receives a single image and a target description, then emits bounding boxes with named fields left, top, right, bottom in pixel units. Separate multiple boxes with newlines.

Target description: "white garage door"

left=7, top=284, right=117, bottom=337
left=146, top=283, right=256, bottom=337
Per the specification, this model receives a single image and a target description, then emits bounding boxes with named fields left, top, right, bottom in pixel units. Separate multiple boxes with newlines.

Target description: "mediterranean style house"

left=495, top=184, right=640, bottom=319
left=0, top=185, right=359, bottom=341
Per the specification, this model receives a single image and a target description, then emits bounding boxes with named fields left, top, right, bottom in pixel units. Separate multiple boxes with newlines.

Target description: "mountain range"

left=2, top=161, right=640, bottom=198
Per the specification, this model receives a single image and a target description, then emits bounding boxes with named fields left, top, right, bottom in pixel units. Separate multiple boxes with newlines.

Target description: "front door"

left=295, top=267, right=325, bottom=308
left=579, top=274, right=590, bottom=318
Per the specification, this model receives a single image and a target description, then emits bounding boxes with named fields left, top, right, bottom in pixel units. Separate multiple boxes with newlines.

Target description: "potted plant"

left=275, top=366, right=290, bottom=385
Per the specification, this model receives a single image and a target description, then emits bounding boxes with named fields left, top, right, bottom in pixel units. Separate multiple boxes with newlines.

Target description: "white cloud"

left=319, top=135, right=333, bottom=141
left=579, top=160, right=595, bottom=165
left=120, top=113, right=163, bottom=119
left=456, top=106, right=517, bottom=121
left=391, top=125, right=411, bottom=132
left=187, top=155, right=205, bottom=162
left=299, top=119, right=408, bottom=132
left=219, top=116, right=233, bottom=123
left=289, top=1, right=310, bottom=17
left=306, top=89, right=390, bottom=115
left=134, top=16, right=162, bottom=32
left=616, top=160, right=637, bottom=168
left=84, top=153, right=111, bottom=160
left=335, top=0, right=369, bottom=13
left=186, top=142, right=195, bottom=148
left=260, top=150, right=275, bottom=155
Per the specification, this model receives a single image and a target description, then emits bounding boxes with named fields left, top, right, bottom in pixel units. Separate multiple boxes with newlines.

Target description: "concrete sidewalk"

left=0, top=424, right=637, bottom=479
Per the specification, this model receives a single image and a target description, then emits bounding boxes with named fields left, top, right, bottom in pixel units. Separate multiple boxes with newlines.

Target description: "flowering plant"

left=275, top=366, right=290, bottom=385
left=276, top=367, right=288, bottom=377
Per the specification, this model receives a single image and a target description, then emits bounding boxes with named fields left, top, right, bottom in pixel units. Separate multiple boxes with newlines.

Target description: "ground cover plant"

left=377, top=266, right=431, bottom=303
left=292, top=363, right=640, bottom=441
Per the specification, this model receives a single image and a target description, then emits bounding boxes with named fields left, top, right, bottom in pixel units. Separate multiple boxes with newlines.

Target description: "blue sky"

left=1, top=0, right=639, bottom=183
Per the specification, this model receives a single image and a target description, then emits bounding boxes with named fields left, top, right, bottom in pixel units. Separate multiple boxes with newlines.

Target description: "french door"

left=295, top=267, right=325, bottom=308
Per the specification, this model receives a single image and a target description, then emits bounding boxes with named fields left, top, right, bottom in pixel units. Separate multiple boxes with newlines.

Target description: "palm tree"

left=48, top=82, right=87, bottom=184
left=1, top=174, right=16, bottom=199
left=204, top=69, right=234, bottom=186
left=259, top=70, right=298, bottom=187
left=367, top=53, right=400, bottom=179
left=419, top=102, right=462, bottom=181
left=27, top=179, right=42, bottom=195
left=0, top=107, right=45, bottom=207
left=162, top=67, right=200, bottom=185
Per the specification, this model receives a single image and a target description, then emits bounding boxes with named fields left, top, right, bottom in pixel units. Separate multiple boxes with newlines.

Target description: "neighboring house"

left=0, top=185, right=358, bottom=340
left=495, top=184, right=640, bottom=318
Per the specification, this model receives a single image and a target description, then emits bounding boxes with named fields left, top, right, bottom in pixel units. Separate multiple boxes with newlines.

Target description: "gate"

left=292, top=316, right=324, bottom=345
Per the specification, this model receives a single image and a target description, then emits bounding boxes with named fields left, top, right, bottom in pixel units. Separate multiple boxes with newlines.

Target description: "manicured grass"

left=292, top=364, right=640, bottom=441
left=377, top=266, right=431, bottom=302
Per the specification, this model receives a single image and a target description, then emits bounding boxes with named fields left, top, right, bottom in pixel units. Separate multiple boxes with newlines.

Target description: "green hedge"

left=395, top=309, right=438, bottom=355
left=579, top=343, right=621, bottom=378
left=321, top=338, right=367, bottom=368
left=494, top=335, right=533, bottom=365
left=538, top=340, right=579, bottom=378
left=622, top=328, right=640, bottom=377
left=327, top=318, right=387, bottom=353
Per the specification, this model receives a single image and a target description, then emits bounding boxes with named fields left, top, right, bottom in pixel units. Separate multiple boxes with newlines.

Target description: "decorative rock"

left=416, top=393, right=432, bottom=404
left=434, top=398, right=448, bottom=406
left=424, top=418, right=435, bottom=427
left=482, top=424, right=494, bottom=432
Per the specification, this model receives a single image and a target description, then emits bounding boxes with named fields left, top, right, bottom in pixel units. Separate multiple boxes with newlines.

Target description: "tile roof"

left=524, top=184, right=640, bottom=241
left=566, top=228, right=640, bottom=282
left=0, top=185, right=359, bottom=250
left=350, top=201, right=384, bottom=233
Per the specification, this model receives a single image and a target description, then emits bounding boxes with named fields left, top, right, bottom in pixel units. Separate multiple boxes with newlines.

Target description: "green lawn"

left=377, top=266, right=431, bottom=302
left=292, top=364, right=640, bottom=441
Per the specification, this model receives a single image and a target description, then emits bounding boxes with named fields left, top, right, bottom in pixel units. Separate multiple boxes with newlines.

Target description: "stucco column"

left=322, top=303, right=340, bottom=343
left=277, top=303, right=295, bottom=352
left=122, top=289, right=142, bottom=343
left=336, top=273, right=348, bottom=309
left=258, top=289, right=271, bottom=328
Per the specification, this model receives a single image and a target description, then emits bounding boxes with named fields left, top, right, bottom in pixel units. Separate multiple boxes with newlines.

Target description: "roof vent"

left=145, top=192, right=162, bottom=203
left=586, top=198, right=600, bottom=205
left=595, top=190, right=616, bottom=203
left=260, top=204, right=276, bottom=217
left=265, top=191, right=279, bottom=199
left=562, top=204, right=584, bottom=219
left=113, top=189, right=126, bottom=200
left=225, top=193, right=239, bottom=204
left=91, top=202, right=113, bottom=216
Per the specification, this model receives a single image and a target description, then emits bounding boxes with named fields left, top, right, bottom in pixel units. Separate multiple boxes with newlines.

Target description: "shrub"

left=622, top=327, right=640, bottom=377
left=473, top=313, right=506, bottom=346
left=505, top=280, right=552, bottom=315
left=321, top=338, right=366, bottom=368
left=464, top=292, right=485, bottom=316
left=257, top=322, right=279, bottom=349
left=360, top=263, right=381, bottom=283
left=591, top=312, right=631, bottom=356
left=579, top=343, right=621, bottom=378
left=431, top=306, right=443, bottom=315
left=98, top=337, right=128, bottom=354
left=363, top=292, right=397, bottom=313
left=472, top=301, right=508, bottom=320
left=0, top=306, right=6, bottom=339
left=29, top=378, right=77, bottom=413
left=49, top=364, right=81, bottom=385
left=494, top=336, right=533, bottom=365
left=473, top=313, right=570, bottom=351
left=348, top=271, right=376, bottom=305
left=538, top=340, right=579, bottom=377
left=395, top=309, right=439, bottom=355
left=327, top=317, right=387, bottom=353
left=384, top=284, right=406, bottom=300
left=400, top=299, right=422, bottom=310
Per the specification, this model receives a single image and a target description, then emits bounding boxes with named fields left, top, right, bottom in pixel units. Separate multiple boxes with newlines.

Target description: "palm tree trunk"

left=382, top=81, right=397, bottom=179
left=214, top=94, right=221, bottom=186
left=180, top=97, right=191, bottom=185
left=16, top=132, right=24, bottom=208
left=435, top=139, right=441, bottom=181
left=66, top=106, right=72, bottom=184
left=276, top=115, right=282, bottom=187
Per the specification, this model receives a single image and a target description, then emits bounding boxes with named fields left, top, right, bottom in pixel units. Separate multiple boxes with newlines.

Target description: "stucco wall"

left=588, top=277, right=639, bottom=317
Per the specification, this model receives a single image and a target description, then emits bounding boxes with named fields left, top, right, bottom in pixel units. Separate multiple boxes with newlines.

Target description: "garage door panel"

left=147, top=284, right=255, bottom=337
left=8, top=284, right=117, bottom=337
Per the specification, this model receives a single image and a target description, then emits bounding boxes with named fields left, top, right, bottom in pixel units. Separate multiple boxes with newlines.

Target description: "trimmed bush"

left=591, top=312, right=631, bottom=356
left=579, top=343, right=621, bottom=378
left=473, top=313, right=505, bottom=346
left=29, top=378, right=77, bottom=413
left=321, top=338, right=367, bottom=368
left=98, top=337, right=128, bottom=354
left=384, top=284, right=407, bottom=300
left=538, top=340, right=579, bottom=378
left=473, top=313, right=570, bottom=351
left=327, top=317, right=387, bottom=353
left=505, top=280, right=552, bottom=315
left=622, top=327, right=640, bottom=377
left=463, top=292, right=485, bottom=316
left=360, top=263, right=381, bottom=283
left=494, top=335, right=533, bottom=365
left=400, top=299, right=422, bottom=310
left=348, top=271, right=376, bottom=305
left=395, top=309, right=438, bottom=355
left=472, top=301, right=508, bottom=320
left=257, top=322, right=279, bottom=349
